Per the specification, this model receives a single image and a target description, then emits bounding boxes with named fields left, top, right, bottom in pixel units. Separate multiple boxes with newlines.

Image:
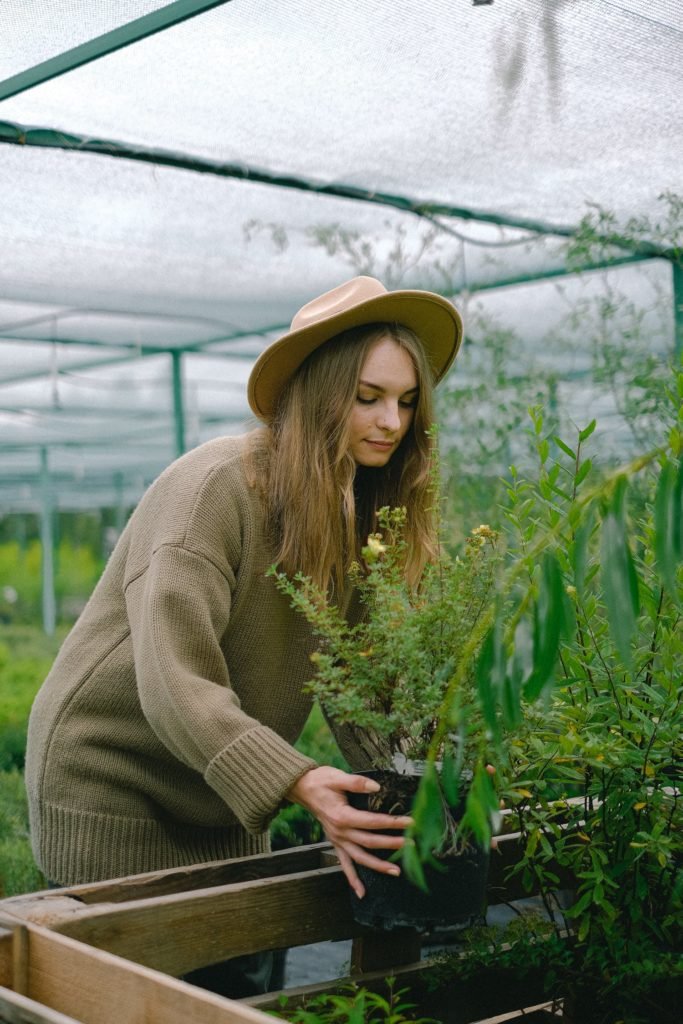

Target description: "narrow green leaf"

left=601, top=479, right=640, bottom=666
left=575, top=458, right=592, bottom=488
left=476, top=628, right=496, bottom=733
left=524, top=552, right=567, bottom=701
left=579, top=419, right=597, bottom=442
left=441, top=741, right=464, bottom=807
left=476, top=618, right=504, bottom=743
left=412, top=761, right=446, bottom=865
left=654, top=459, right=683, bottom=601
left=400, top=839, right=428, bottom=892
left=572, top=507, right=594, bottom=600
left=503, top=617, right=532, bottom=727
left=459, top=762, right=495, bottom=848
left=553, top=436, right=576, bottom=460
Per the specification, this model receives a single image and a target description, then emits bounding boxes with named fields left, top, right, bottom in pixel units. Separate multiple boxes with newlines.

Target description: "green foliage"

left=0, top=626, right=59, bottom=895
left=0, top=538, right=103, bottom=626
left=272, top=976, right=438, bottom=1024
left=271, top=508, right=501, bottom=771
left=0, top=768, right=44, bottom=897
left=567, top=191, right=682, bottom=269
left=0, top=636, right=53, bottom=770
left=429, top=913, right=681, bottom=1023
left=445, top=388, right=683, bottom=1017
left=419, top=392, right=682, bottom=1017
left=437, top=310, right=557, bottom=533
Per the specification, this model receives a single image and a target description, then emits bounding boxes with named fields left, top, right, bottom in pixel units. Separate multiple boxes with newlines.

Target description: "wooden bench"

left=0, top=832, right=567, bottom=1024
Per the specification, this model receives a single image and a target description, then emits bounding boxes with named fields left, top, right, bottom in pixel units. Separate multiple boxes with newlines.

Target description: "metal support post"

left=39, top=446, right=56, bottom=636
left=673, top=260, right=683, bottom=360
left=171, top=350, right=186, bottom=458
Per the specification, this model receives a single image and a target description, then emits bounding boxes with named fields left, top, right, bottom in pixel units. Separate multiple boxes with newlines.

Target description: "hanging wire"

left=600, top=1, right=683, bottom=36
left=459, top=238, right=472, bottom=332
left=420, top=211, right=552, bottom=248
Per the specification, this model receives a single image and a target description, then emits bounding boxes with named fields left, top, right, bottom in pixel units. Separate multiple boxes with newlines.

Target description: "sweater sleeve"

left=125, top=543, right=316, bottom=834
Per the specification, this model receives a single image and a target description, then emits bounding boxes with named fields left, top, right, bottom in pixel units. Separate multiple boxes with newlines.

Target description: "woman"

left=25, top=274, right=463, bottom=993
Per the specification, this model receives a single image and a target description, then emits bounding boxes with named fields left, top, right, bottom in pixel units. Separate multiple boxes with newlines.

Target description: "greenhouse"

left=0, top=2, right=681, bottom=1023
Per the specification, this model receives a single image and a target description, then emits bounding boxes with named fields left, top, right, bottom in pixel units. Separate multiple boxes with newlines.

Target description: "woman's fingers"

left=336, top=848, right=365, bottom=900
left=286, top=766, right=412, bottom=890
left=338, top=840, right=401, bottom=878
left=339, top=828, right=406, bottom=850
left=329, top=806, right=413, bottom=832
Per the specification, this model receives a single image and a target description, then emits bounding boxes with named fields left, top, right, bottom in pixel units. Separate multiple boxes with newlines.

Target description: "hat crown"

left=291, top=276, right=387, bottom=331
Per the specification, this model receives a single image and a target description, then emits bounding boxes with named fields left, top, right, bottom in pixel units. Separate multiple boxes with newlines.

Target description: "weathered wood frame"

left=0, top=831, right=568, bottom=1024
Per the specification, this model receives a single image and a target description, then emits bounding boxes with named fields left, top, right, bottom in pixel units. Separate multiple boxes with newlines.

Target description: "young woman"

left=25, top=274, right=463, bottom=993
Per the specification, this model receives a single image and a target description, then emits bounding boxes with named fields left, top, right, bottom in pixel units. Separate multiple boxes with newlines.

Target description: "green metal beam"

left=0, top=1, right=233, bottom=102
left=171, top=350, right=186, bottom=457
left=0, top=306, right=235, bottom=340
left=39, top=446, right=56, bottom=635
left=0, top=118, right=581, bottom=241
left=468, top=253, right=663, bottom=293
left=1, top=116, right=673, bottom=262
left=0, top=328, right=272, bottom=355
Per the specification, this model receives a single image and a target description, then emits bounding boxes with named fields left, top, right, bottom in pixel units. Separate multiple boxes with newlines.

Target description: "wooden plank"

left=0, top=986, right=83, bottom=1024
left=45, top=868, right=361, bottom=977
left=471, top=1007, right=560, bottom=1023
left=12, top=924, right=29, bottom=997
left=0, top=930, right=15, bottom=989
left=25, top=925, right=276, bottom=1024
left=3, top=845, right=330, bottom=908
left=0, top=899, right=98, bottom=933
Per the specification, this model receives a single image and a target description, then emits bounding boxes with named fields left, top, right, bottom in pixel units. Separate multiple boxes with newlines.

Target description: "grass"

left=0, top=768, right=45, bottom=897
left=0, top=626, right=57, bottom=894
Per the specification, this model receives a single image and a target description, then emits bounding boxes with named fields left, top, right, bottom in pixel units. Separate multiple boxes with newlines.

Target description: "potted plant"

left=271, top=494, right=506, bottom=931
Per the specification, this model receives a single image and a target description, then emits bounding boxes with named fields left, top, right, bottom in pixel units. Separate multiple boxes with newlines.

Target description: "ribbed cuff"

left=206, top=726, right=317, bottom=834
left=34, top=802, right=269, bottom=886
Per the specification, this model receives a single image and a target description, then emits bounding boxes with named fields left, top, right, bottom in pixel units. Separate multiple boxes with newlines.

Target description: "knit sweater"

left=25, top=433, right=328, bottom=885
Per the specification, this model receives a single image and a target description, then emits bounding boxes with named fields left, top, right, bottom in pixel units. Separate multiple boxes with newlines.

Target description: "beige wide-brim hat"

left=247, top=275, right=463, bottom=421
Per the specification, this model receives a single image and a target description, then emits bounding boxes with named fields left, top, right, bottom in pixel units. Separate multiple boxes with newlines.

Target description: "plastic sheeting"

left=0, top=0, right=680, bottom=511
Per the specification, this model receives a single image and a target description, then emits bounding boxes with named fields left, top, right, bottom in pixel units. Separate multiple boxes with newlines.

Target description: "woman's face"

left=347, top=335, right=419, bottom=467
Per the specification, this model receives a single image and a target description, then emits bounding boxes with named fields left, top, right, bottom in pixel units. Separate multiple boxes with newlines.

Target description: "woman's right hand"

left=286, top=765, right=413, bottom=899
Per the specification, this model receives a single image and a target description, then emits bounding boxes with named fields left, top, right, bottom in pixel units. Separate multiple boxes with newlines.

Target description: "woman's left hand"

left=286, top=766, right=413, bottom=899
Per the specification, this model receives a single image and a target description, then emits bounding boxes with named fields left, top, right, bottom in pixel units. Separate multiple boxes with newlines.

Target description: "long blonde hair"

left=253, top=322, right=438, bottom=591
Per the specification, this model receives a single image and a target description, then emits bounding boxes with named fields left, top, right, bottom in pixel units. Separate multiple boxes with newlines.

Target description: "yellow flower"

left=365, top=535, right=386, bottom=557
left=471, top=524, right=496, bottom=539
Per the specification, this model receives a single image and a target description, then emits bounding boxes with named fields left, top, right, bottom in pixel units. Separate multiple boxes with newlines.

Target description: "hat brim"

left=248, top=290, right=463, bottom=421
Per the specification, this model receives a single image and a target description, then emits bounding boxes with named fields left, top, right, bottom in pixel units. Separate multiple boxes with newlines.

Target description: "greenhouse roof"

left=0, top=0, right=681, bottom=514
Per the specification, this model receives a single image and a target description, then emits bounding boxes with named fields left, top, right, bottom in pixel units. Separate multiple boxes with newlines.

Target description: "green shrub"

left=274, top=977, right=435, bottom=1023
left=0, top=768, right=44, bottom=897
left=0, top=539, right=103, bottom=626
left=0, top=638, right=52, bottom=770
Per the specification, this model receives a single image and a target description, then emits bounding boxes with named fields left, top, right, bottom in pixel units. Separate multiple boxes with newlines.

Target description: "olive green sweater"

left=25, top=433, right=324, bottom=885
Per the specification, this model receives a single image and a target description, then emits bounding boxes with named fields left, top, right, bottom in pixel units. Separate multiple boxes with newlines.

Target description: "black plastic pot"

left=347, top=769, right=489, bottom=932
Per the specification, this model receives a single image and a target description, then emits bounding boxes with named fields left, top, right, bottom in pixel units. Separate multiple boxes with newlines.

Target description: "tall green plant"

left=408, top=385, right=682, bottom=1019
